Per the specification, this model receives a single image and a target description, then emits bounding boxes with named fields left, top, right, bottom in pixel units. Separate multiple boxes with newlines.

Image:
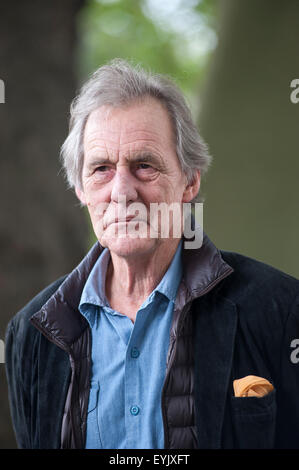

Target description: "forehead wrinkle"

left=118, top=126, right=167, bottom=144
left=84, top=128, right=122, bottom=148
left=86, top=132, right=166, bottom=155
left=84, top=138, right=118, bottom=166
left=84, top=131, right=121, bottom=159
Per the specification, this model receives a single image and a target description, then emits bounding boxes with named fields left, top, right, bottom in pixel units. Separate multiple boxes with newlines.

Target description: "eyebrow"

left=86, top=152, right=166, bottom=171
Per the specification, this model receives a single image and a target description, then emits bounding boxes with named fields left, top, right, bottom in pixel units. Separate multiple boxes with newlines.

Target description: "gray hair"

left=60, top=58, right=212, bottom=201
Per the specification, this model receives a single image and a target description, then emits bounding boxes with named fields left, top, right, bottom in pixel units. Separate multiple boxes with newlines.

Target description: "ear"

left=75, top=186, right=87, bottom=205
left=182, top=170, right=201, bottom=203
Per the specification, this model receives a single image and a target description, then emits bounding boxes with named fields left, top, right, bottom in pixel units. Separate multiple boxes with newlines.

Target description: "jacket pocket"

left=230, top=389, right=276, bottom=449
left=85, top=382, right=103, bottom=449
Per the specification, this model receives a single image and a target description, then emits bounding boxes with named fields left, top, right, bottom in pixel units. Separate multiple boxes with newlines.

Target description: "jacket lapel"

left=30, top=241, right=104, bottom=348
left=193, top=293, right=237, bottom=448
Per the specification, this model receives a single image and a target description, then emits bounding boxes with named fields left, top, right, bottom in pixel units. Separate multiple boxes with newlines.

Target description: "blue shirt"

left=79, top=241, right=183, bottom=449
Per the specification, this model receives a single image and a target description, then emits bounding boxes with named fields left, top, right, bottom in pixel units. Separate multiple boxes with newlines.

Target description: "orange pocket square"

left=233, top=375, right=274, bottom=397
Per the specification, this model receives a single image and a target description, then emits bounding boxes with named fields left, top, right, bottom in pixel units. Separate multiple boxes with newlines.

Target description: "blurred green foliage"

left=76, top=0, right=219, bottom=112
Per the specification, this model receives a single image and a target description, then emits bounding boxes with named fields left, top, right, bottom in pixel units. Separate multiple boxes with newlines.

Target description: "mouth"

left=104, top=216, right=144, bottom=229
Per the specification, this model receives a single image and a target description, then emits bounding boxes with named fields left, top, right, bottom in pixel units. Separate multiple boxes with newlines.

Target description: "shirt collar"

left=154, top=240, right=183, bottom=302
left=79, top=247, right=110, bottom=309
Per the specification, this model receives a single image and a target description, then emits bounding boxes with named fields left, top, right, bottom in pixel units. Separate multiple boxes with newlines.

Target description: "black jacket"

left=5, top=233, right=299, bottom=449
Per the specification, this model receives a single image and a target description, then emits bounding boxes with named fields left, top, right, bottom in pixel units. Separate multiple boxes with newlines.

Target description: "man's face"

left=76, top=97, right=200, bottom=258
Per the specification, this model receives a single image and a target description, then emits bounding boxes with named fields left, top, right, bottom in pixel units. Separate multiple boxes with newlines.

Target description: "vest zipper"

left=161, top=266, right=234, bottom=448
left=162, top=301, right=192, bottom=448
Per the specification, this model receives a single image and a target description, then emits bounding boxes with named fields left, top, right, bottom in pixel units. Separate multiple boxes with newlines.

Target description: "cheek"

left=86, top=201, right=110, bottom=241
left=84, top=191, right=110, bottom=229
left=145, top=178, right=184, bottom=203
left=83, top=180, right=110, bottom=206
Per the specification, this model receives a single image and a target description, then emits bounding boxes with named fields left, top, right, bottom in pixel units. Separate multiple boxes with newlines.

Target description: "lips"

left=103, top=215, right=142, bottom=229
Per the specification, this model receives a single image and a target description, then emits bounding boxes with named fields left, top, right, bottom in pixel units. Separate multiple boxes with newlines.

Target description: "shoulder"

left=5, top=274, right=67, bottom=344
left=215, top=251, right=299, bottom=347
left=219, top=250, right=299, bottom=305
left=216, top=251, right=299, bottom=377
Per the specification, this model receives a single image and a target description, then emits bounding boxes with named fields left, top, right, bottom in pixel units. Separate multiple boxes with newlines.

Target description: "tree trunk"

left=0, top=0, right=87, bottom=448
left=199, top=0, right=299, bottom=278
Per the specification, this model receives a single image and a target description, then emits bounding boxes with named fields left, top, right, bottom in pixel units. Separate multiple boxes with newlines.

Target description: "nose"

left=110, top=167, right=138, bottom=204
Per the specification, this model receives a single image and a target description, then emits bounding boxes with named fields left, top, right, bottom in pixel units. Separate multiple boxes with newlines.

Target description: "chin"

left=100, top=232, right=158, bottom=258
left=96, top=221, right=156, bottom=257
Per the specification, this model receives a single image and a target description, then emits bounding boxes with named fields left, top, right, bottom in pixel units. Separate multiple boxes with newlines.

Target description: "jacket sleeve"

left=4, top=275, right=68, bottom=449
left=276, top=292, right=299, bottom=448
left=5, top=317, right=32, bottom=449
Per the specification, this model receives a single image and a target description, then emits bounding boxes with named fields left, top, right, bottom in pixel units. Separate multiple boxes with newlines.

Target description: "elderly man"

left=5, top=59, right=299, bottom=450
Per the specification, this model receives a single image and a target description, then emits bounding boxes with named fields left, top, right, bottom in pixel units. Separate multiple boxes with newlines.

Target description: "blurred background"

left=0, top=0, right=298, bottom=448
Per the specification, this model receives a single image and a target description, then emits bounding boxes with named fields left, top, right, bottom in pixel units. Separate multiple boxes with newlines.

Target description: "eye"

left=95, top=165, right=109, bottom=172
left=135, top=162, right=158, bottom=181
left=92, top=165, right=114, bottom=182
left=138, top=163, right=151, bottom=169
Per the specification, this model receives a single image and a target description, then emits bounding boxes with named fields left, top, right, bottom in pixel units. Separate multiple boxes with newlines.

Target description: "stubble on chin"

left=99, top=229, right=160, bottom=258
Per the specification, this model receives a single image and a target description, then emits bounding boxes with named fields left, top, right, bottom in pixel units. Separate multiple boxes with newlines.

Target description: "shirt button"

left=131, top=347, right=140, bottom=358
left=130, top=405, right=140, bottom=416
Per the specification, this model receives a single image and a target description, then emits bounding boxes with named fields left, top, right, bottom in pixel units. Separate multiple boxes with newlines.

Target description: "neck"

left=105, top=239, right=181, bottom=320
